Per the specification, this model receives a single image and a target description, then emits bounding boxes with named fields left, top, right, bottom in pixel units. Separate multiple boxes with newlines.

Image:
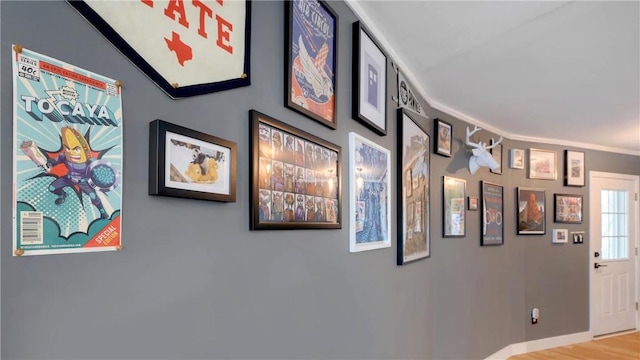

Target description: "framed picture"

left=285, top=0, right=338, bottom=129
left=490, top=140, right=502, bottom=174
left=468, top=196, right=479, bottom=211
left=554, top=194, right=583, bottom=224
left=349, top=132, right=391, bottom=252
left=552, top=229, right=569, bottom=244
left=434, top=118, right=453, bottom=157
left=352, top=21, right=387, bottom=135
left=397, top=109, right=430, bottom=264
left=528, top=148, right=557, bottom=180
left=443, top=177, right=465, bottom=237
left=517, top=187, right=546, bottom=235
left=249, top=110, right=341, bottom=230
left=481, top=181, right=503, bottom=246
left=565, top=150, right=585, bottom=187
left=149, top=120, right=237, bottom=202
left=509, top=148, right=525, bottom=169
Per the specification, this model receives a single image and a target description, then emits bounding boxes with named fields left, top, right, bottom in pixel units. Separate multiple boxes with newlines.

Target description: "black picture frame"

left=352, top=21, right=387, bottom=135
left=249, top=110, right=342, bottom=230
left=517, top=187, right=546, bottom=235
left=284, top=0, right=338, bottom=129
left=67, top=1, right=251, bottom=98
left=481, top=181, right=503, bottom=246
left=434, top=118, right=453, bottom=157
left=443, top=176, right=466, bottom=237
left=149, top=120, right=237, bottom=202
left=554, top=194, right=583, bottom=224
left=397, top=109, right=430, bottom=264
left=490, top=140, right=503, bottom=174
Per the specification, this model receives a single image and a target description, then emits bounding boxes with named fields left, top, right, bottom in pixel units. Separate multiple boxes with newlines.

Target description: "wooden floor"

left=508, top=331, right=640, bottom=360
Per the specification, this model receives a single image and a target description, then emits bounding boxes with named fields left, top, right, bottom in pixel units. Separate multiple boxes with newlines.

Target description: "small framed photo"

left=481, top=181, right=503, bottom=246
left=434, top=118, right=453, bottom=157
left=149, top=120, right=237, bottom=202
left=249, top=110, right=342, bottom=230
left=397, top=109, right=430, bottom=264
left=517, top=187, right=546, bottom=235
left=285, top=0, right=338, bottom=129
left=528, top=148, right=557, bottom=180
left=554, top=194, right=583, bottom=224
left=565, top=150, right=585, bottom=187
left=509, top=148, right=525, bottom=169
left=552, top=229, right=569, bottom=244
left=352, top=21, right=387, bottom=135
left=443, top=177, right=465, bottom=237
left=350, top=132, right=391, bottom=252
left=490, top=139, right=502, bottom=174
left=468, top=196, right=479, bottom=211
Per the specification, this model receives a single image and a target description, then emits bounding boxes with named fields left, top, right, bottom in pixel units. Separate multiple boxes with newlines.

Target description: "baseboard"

left=485, top=331, right=592, bottom=360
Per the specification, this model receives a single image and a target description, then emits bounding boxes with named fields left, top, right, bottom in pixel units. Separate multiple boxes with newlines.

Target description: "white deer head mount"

left=465, top=125, right=503, bottom=175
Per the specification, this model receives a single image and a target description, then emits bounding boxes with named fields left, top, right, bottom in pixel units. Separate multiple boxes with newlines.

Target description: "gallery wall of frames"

left=1, top=1, right=639, bottom=360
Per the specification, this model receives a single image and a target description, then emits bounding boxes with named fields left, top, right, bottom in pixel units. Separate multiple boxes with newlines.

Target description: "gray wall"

left=1, top=1, right=639, bottom=359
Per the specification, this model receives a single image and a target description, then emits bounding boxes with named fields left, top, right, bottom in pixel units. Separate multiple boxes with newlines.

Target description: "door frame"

left=588, top=171, right=640, bottom=336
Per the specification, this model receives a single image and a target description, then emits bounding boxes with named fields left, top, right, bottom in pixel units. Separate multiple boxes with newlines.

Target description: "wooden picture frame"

left=564, top=150, right=585, bottom=187
left=554, top=194, right=583, bottom=224
left=434, top=118, right=453, bottom=157
left=350, top=132, right=391, bottom=252
left=249, top=110, right=341, bottom=230
left=517, top=187, right=546, bottom=235
left=284, top=0, right=338, bottom=129
left=528, top=148, right=557, bottom=180
left=481, top=181, right=503, bottom=246
left=443, top=176, right=465, bottom=237
left=352, top=21, right=387, bottom=135
left=149, top=120, right=237, bottom=202
left=490, top=140, right=502, bottom=174
left=397, top=109, right=430, bottom=264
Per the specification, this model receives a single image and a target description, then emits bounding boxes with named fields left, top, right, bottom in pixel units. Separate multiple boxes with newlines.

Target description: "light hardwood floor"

left=508, top=331, right=640, bottom=360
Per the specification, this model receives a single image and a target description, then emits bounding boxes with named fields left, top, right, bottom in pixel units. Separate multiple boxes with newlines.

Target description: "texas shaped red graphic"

left=164, top=31, right=193, bottom=66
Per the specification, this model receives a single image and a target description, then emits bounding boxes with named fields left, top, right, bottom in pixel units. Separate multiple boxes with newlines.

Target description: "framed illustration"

left=468, top=196, right=479, bottom=211
left=352, top=21, right=387, bottom=135
left=490, top=140, right=502, bottom=174
left=554, top=194, right=583, bottom=224
left=397, top=109, right=430, bottom=264
left=68, top=0, right=251, bottom=98
left=552, top=229, right=569, bottom=244
left=285, top=0, right=338, bottom=129
left=528, top=148, right=557, bottom=180
left=565, top=150, right=585, bottom=187
left=434, top=118, right=453, bottom=157
left=443, top=177, right=465, bottom=237
left=149, top=120, right=237, bottom=203
left=509, top=148, right=525, bottom=169
left=249, top=110, right=341, bottom=230
left=350, top=132, right=391, bottom=252
left=481, top=181, right=503, bottom=246
left=517, top=187, right=546, bottom=235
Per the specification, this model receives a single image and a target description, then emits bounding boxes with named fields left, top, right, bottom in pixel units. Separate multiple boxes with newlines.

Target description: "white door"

left=590, top=171, right=639, bottom=336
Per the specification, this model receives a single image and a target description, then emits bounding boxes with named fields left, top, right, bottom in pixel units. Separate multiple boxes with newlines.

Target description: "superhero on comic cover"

left=12, top=46, right=123, bottom=256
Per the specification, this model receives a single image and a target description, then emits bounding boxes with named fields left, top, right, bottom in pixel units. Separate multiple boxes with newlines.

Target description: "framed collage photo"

left=529, top=148, right=557, bottom=180
left=490, top=139, right=502, bottom=174
left=397, top=109, right=430, bottom=264
left=481, top=181, right=503, bottom=246
left=443, top=177, right=465, bottom=237
left=285, top=0, right=338, bottom=129
left=434, top=118, right=452, bottom=157
left=554, top=194, right=583, bottom=224
left=565, top=150, right=585, bottom=187
left=350, top=132, right=391, bottom=253
left=517, top=187, right=546, bottom=235
left=249, top=110, right=341, bottom=230
left=352, top=21, right=387, bottom=135
left=149, top=120, right=237, bottom=202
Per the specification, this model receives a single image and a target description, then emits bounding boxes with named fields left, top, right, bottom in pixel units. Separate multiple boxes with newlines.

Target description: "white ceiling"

left=346, top=1, right=640, bottom=155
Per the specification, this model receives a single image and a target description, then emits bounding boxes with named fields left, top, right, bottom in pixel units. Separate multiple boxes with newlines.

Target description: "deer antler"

left=465, top=125, right=483, bottom=148
left=486, top=136, right=503, bottom=150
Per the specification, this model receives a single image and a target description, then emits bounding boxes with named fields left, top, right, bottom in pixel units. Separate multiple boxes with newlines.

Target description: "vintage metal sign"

left=68, top=0, right=251, bottom=98
left=397, top=70, right=427, bottom=117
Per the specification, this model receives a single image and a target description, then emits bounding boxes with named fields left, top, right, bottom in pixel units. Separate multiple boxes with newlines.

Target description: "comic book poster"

left=12, top=46, right=123, bottom=256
